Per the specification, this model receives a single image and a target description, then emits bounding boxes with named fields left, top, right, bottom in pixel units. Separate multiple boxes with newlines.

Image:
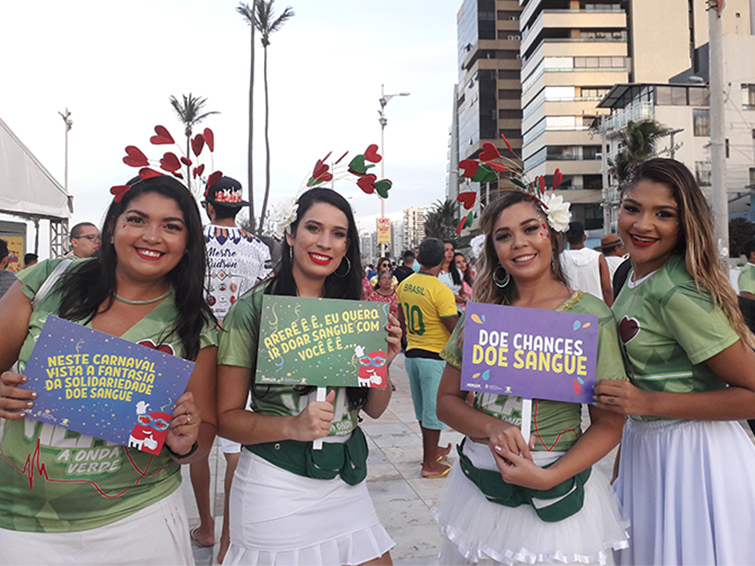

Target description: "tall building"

left=403, top=207, right=427, bottom=251
left=452, top=0, right=524, bottom=227
left=519, top=0, right=630, bottom=231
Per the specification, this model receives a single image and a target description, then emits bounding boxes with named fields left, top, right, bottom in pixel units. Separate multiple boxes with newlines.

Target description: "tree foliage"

left=168, top=93, right=220, bottom=194
left=609, top=119, right=670, bottom=183
left=424, top=198, right=459, bottom=244
left=729, top=217, right=755, bottom=258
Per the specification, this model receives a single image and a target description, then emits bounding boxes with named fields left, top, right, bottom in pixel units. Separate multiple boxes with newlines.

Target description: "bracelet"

left=167, top=440, right=198, bottom=460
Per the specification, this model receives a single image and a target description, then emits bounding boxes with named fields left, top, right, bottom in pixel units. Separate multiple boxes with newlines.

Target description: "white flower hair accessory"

left=541, top=193, right=571, bottom=233
left=470, top=234, right=486, bottom=259
left=271, top=196, right=299, bottom=236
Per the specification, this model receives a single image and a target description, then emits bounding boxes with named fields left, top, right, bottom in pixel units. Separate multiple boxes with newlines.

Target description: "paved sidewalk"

left=180, top=355, right=755, bottom=565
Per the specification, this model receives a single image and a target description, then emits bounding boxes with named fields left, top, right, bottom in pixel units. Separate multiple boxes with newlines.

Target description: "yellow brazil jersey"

left=397, top=272, right=458, bottom=353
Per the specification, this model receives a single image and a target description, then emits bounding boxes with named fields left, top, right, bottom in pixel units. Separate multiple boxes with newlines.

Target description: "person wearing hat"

left=190, top=175, right=272, bottom=561
left=594, top=233, right=627, bottom=281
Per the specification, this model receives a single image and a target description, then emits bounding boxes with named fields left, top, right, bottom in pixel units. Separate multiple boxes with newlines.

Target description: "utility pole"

left=708, top=0, right=728, bottom=258
left=58, top=108, right=72, bottom=193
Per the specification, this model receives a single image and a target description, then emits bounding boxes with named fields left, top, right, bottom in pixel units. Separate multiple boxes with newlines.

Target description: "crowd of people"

left=0, top=156, right=754, bottom=565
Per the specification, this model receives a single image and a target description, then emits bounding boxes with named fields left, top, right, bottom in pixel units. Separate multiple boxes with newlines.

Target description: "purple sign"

left=461, top=302, right=598, bottom=404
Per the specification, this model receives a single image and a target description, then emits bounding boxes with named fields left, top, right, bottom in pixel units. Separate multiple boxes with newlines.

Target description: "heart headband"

left=110, top=125, right=220, bottom=203
left=455, top=133, right=571, bottom=233
left=271, top=145, right=393, bottom=237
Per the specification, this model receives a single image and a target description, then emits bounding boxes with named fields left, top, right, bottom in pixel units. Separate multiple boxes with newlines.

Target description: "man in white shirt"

left=191, top=176, right=271, bottom=560
left=560, top=222, right=613, bottom=306
left=595, top=234, right=627, bottom=281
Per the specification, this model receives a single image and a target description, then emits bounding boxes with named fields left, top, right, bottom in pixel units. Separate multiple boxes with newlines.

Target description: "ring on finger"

left=186, top=414, right=192, bottom=424
left=608, top=397, right=615, bottom=404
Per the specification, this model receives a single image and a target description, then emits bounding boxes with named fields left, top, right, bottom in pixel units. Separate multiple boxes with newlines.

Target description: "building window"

left=584, top=205, right=603, bottom=231
left=499, top=109, right=523, bottom=120
left=693, top=108, right=710, bottom=136
left=749, top=167, right=755, bottom=189
left=742, top=84, right=755, bottom=109
left=696, top=161, right=712, bottom=186
left=498, top=69, right=519, bottom=80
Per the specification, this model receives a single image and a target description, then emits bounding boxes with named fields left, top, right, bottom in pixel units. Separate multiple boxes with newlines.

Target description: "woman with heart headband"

left=434, top=187, right=631, bottom=565
left=216, top=187, right=402, bottom=565
left=592, top=158, right=755, bottom=566
left=0, top=173, right=218, bottom=565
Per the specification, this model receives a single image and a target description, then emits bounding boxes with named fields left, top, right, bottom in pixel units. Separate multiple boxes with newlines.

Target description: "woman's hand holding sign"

left=166, top=391, right=200, bottom=458
left=0, top=371, right=36, bottom=420
left=291, top=390, right=336, bottom=441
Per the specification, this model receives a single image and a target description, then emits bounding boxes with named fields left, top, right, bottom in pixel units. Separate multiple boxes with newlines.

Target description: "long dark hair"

left=264, top=187, right=368, bottom=408
left=454, top=252, right=474, bottom=287
left=57, top=176, right=215, bottom=360
left=443, top=239, right=462, bottom=286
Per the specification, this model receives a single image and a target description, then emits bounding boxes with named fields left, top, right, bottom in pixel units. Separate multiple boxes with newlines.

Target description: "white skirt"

left=433, top=440, right=629, bottom=565
left=0, top=487, right=192, bottom=565
left=615, top=418, right=755, bottom=566
left=224, top=449, right=395, bottom=565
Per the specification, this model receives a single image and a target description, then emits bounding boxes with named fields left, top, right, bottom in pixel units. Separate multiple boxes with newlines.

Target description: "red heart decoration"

left=191, top=135, right=205, bottom=157
left=458, top=159, right=479, bottom=178
left=455, top=216, right=466, bottom=235
left=553, top=169, right=563, bottom=190
left=207, top=170, right=223, bottom=189
left=364, top=144, right=382, bottom=163
left=173, top=171, right=184, bottom=179
left=193, top=164, right=206, bottom=179
left=110, top=185, right=131, bottom=203
left=123, top=146, right=149, bottom=167
left=487, top=162, right=506, bottom=172
left=150, top=125, right=174, bottom=145
left=357, top=174, right=377, bottom=194
left=139, top=168, right=163, bottom=180
left=334, top=151, right=349, bottom=164
left=501, top=132, right=513, bottom=153
left=457, top=192, right=476, bottom=210
left=138, top=339, right=174, bottom=355
left=479, top=142, right=500, bottom=162
left=181, top=156, right=192, bottom=167
left=619, top=316, right=640, bottom=344
left=159, top=152, right=181, bottom=173
left=312, top=159, right=330, bottom=181
left=203, top=128, right=214, bottom=152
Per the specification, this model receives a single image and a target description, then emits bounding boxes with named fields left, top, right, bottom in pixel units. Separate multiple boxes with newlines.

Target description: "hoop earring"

left=493, top=264, right=510, bottom=288
left=334, top=256, right=351, bottom=278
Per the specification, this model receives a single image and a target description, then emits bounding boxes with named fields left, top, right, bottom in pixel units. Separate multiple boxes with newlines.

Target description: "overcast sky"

left=0, top=0, right=461, bottom=254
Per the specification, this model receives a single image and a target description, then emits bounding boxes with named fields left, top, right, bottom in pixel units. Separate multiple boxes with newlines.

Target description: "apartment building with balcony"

left=519, top=0, right=630, bottom=230
left=403, top=207, right=427, bottom=251
left=452, top=0, right=524, bottom=224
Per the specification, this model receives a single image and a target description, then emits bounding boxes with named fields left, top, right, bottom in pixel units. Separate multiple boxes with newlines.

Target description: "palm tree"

left=169, top=93, right=220, bottom=194
left=254, top=0, right=294, bottom=232
left=609, top=119, right=670, bottom=183
left=424, top=199, right=458, bottom=243
left=237, top=2, right=257, bottom=233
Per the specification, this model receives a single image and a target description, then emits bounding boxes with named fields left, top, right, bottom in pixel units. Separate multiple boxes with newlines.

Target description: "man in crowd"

left=738, top=239, right=755, bottom=301
left=595, top=234, right=626, bottom=281
left=69, top=222, right=100, bottom=258
left=0, top=239, right=17, bottom=299
left=394, top=250, right=416, bottom=283
left=397, top=238, right=458, bottom=478
left=560, top=222, right=613, bottom=306
left=190, top=176, right=271, bottom=561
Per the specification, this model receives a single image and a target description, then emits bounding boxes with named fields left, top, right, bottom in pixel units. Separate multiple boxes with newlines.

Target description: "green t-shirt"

left=218, top=284, right=359, bottom=436
left=396, top=272, right=458, bottom=354
left=0, top=258, right=217, bottom=532
left=738, top=263, right=755, bottom=295
left=441, top=292, right=626, bottom=452
left=612, top=255, right=738, bottom=421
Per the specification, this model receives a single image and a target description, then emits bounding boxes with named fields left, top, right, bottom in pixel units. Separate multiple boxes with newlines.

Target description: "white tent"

left=0, top=117, right=71, bottom=256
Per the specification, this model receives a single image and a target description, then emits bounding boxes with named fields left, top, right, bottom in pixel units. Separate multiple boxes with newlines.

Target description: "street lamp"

left=377, top=85, right=410, bottom=257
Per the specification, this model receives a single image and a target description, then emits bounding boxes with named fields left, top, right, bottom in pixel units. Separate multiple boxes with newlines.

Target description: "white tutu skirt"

left=615, top=418, right=755, bottom=566
left=224, top=449, right=394, bottom=566
left=432, top=440, right=629, bottom=565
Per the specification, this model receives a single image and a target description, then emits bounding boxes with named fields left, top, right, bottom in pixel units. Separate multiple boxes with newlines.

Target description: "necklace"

left=114, top=289, right=170, bottom=306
